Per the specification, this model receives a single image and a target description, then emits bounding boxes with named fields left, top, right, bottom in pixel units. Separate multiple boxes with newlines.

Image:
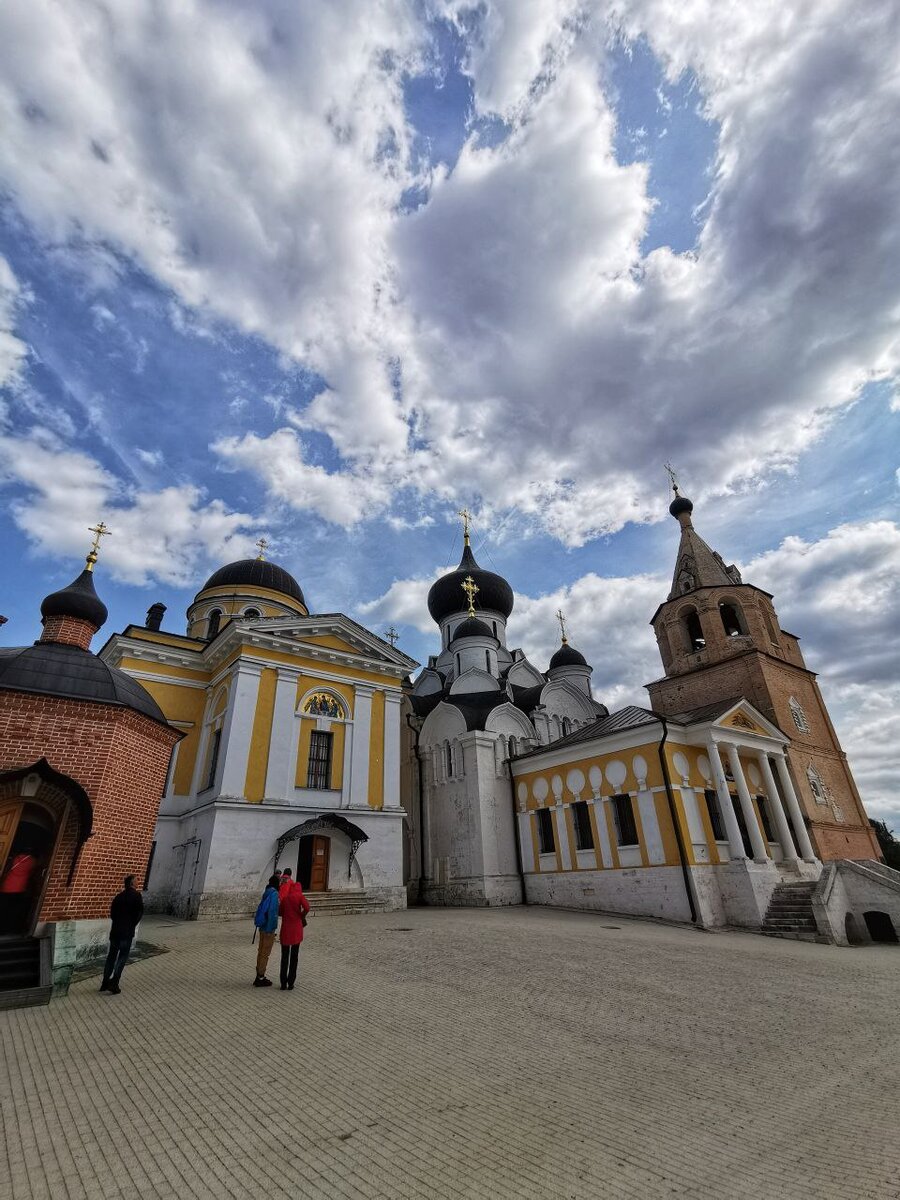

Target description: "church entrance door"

left=0, top=799, right=59, bottom=937
left=297, top=835, right=330, bottom=892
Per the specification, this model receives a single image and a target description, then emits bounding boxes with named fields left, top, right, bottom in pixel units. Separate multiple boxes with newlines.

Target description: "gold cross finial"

left=461, top=574, right=479, bottom=617
left=458, top=507, right=472, bottom=546
left=85, top=520, right=111, bottom=572
left=556, top=608, right=568, bottom=644
left=385, top=626, right=399, bottom=648
left=255, top=536, right=269, bottom=561
left=664, top=461, right=680, bottom=495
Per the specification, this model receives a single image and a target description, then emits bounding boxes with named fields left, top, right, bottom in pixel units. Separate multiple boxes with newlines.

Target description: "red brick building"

left=0, top=550, right=179, bottom=1005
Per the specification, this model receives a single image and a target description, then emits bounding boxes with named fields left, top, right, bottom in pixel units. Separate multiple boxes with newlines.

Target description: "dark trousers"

left=103, top=934, right=134, bottom=984
left=280, top=943, right=300, bottom=987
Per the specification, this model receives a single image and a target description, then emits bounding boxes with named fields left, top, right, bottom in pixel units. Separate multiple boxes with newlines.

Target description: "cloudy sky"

left=0, top=1, right=897, bottom=824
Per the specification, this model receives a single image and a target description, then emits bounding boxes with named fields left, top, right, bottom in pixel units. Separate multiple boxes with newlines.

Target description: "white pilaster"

left=340, top=718, right=354, bottom=809
left=555, top=806, right=572, bottom=870
left=757, top=752, right=799, bottom=865
left=382, top=691, right=403, bottom=810
left=593, top=797, right=613, bottom=868
left=518, top=812, right=536, bottom=873
left=774, top=751, right=818, bottom=863
left=707, top=740, right=746, bottom=860
left=218, top=664, right=262, bottom=798
left=637, top=791, right=665, bottom=864
left=723, top=742, right=769, bottom=862
left=264, top=670, right=301, bottom=800
left=348, top=682, right=375, bottom=808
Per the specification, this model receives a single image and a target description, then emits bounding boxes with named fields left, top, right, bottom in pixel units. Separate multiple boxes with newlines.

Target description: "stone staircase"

left=761, top=882, right=824, bottom=941
left=305, top=890, right=395, bottom=917
left=0, top=935, right=52, bottom=1010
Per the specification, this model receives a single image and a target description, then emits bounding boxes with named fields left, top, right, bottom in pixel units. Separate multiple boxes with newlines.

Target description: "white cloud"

left=0, top=428, right=262, bottom=586
left=0, top=255, right=29, bottom=389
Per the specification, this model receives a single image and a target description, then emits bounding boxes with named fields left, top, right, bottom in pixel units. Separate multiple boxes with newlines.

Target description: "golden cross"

left=385, top=626, right=399, bottom=648
left=255, top=537, right=269, bottom=561
left=664, top=461, right=680, bottom=494
left=556, top=608, right=568, bottom=644
left=458, top=507, right=472, bottom=546
left=86, top=520, right=111, bottom=571
left=461, top=574, right=479, bottom=617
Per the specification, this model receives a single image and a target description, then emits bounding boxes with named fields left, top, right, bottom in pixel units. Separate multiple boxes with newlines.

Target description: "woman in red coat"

left=278, top=881, right=310, bottom=991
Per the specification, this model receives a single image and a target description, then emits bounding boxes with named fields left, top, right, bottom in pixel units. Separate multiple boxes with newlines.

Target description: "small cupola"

left=39, top=521, right=111, bottom=650
left=546, top=610, right=593, bottom=696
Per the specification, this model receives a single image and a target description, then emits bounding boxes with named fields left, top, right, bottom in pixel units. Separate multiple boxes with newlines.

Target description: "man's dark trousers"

left=103, top=934, right=134, bottom=986
left=280, top=944, right=299, bottom=988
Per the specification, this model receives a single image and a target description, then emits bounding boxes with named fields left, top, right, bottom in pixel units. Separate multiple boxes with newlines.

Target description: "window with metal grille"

left=789, top=697, right=810, bottom=734
left=703, top=789, right=726, bottom=841
left=537, top=808, right=555, bottom=854
left=205, top=729, right=221, bottom=790
left=611, top=793, right=638, bottom=847
left=572, top=801, right=594, bottom=851
left=307, top=730, right=333, bottom=790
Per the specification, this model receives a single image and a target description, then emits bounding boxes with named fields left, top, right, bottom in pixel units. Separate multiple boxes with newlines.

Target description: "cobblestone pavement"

left=2, top=908, right=899, bottom=1200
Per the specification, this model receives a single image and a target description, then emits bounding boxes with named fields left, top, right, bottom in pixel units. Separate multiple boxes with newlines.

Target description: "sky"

left=0, top=1, right=897, bottom=826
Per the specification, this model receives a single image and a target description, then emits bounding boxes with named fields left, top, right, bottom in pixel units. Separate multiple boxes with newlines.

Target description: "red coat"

left=279, top=882, right=310, bottom=946
left=0, top=853, right=38, bottom=894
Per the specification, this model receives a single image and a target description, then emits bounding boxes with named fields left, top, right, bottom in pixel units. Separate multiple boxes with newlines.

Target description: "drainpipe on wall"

left=505, top=754, right=528, bottom=905
left=405, top=713, right=428, bottom=904
left=656, top=717, right=698, bottom=925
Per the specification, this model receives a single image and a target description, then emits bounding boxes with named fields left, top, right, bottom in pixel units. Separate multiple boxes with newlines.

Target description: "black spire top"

left=40, top=567, right=108, bottom=630
left=427, top=543, right=514, bottom=624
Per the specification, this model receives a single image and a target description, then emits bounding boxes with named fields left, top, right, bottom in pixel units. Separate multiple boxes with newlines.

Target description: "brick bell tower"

left=645, top=482, right=879, bottom=862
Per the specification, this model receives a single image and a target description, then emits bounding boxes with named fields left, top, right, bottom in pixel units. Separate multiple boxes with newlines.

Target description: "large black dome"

left=0, top=643, right=167, bottom=724
left=549, top=642, right=588, bottom=670
left=450, top=616, right=496, bottom=642
left=200, top=559, right=306, bottom=607
left=427, top=545, right=513, bottom=624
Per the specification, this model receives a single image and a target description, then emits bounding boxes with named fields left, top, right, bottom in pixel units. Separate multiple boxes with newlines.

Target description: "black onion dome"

left=549, top=642, right=588, bottom=669
left=200, top=559, right=306, bottom=607
left=0, top=643, right=167, bottom=724
left=427, top=544, right=514, bottom=623
left=669, top=493, right=694, bottom=518
left=450, top=616, right=496, bottom=642
left=40, top=568, right=108, bottom=629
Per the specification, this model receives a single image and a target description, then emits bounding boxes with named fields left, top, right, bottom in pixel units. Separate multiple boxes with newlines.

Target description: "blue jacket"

left=254, top=886, right=279, bottom=934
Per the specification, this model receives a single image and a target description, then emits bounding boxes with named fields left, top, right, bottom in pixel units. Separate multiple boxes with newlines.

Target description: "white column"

left=348, top=682, right=374, bottom=808
left=217, top=664, right=262, bottom=797
left=340, top=718, right=353, bottom=809
left=757, top=751, right=799, bottom=865
left=592, top=797, right=613, bottom=868
left=518, top=812, right=536, bottom=873
left=774, top=751, right=818, bottom=863
left=707, top=740, right=746, bottom=860
left=264, top=670, right=300, bottom=800
left=382, top=691, right=403, bottom=810
left=723, top=742, right=769, bottom=862
left=555, top=806, right=572, bottom=870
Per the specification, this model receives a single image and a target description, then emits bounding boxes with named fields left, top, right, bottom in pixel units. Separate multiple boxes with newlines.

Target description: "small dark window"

left=492, top=621, right=497, bottom=637
left=206, top=609, right=221, bottom=640
left=485, top=649, right=491, bottom=672
left=537, top=808, right=555, bottom=854
left=719, top=602, right=744, bottom=638
left=611, top=794, right=638, bottom=847
left=757, top=796, right=775, bottom=842
left=446, top=743, right=454, bottom=778
left=244, top=608, right=260, bottom=619
left=307, top=731, right=333, bottom=789
left=573, top=801, right=594, bottom=851
left=684, top=609, right=704, bottom=652
left=205, top=729, right=221, bottom=790
left=561, top=718, right=572, bottom=737
left=703, top=789, right=726, bottom=841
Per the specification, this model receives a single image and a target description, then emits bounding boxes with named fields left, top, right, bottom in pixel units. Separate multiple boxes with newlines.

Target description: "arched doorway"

left=0, top=760, right=93, bottom=937
left=863, top=911, right=898, bottom=944
left=274, top=815, right=368, bottom=893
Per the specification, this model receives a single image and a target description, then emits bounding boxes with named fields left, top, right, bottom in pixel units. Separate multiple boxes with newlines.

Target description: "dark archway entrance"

left=863, top=911, right=899, bottom=944
left=274, top=814, right=368, bottom=890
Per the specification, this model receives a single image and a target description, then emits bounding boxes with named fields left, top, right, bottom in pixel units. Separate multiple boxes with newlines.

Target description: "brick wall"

left=39, top=614, right=98, bottom=650
left=0, top=691, right=180, bottom=922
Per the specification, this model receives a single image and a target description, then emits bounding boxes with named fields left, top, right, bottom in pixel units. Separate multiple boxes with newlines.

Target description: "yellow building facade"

left=101, top=556, right=417, bottom=916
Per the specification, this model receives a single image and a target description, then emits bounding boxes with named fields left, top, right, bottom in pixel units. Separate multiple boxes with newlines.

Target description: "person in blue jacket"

left=253, top=874, right=281, bottom=987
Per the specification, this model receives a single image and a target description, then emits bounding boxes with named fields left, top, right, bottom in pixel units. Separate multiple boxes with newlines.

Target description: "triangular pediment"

left=231, top=613, right=418, bottom=672
left=705, top=699, right=784, bottom=740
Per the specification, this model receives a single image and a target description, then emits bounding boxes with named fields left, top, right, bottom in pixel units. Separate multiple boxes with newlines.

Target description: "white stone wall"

left=813, top=860, right=900, bottom=945
left=525, top=866, right=694, bottom=923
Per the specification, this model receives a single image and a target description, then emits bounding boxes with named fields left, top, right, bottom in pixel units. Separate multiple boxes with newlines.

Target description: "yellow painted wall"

left=368, top=690, right=385, bottom=810
left=223, top=645, right=398, bottom=689
left=244, top=668, right=277, bottom=803
left=294, top=719, right=346, bottom=791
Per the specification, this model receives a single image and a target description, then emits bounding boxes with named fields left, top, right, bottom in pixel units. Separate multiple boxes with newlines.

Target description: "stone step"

left=0, top=984, right=52, bottom=1011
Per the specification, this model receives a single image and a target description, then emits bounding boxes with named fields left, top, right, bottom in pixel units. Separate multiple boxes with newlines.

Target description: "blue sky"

left=0, top=1, right=898, bottom=823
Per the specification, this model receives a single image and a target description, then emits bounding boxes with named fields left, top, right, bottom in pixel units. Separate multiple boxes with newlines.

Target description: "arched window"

left=763, top=608, right=780, bottom=646
left=244, top=607, right=260, bottom=619
left=485, top=649, right=492, bottom=672
left=206, top=609, right=222, bottom=640
left=719, top=601, right=746, bottom=638
left=302, top=692, right=346, bottom=719
left=446, top=742, right=454, bottom=779
left=789, top=697, right=810, bottom=734
left=807, top=765, right=827, bottom=805
left=561, top=718, right=572, bottom=737
left=682, top=607, right=705, bottom=652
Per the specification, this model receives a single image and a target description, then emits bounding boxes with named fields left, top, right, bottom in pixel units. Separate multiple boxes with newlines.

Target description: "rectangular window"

left=703, top=789, right=726, bottom=841
left=446, top=743, right=454, bottom=779
left=572, top=801, right=595, bottom=851
left=537, top=808, right=555, bottom=854
left=204, top=729, right=221, bottom=791
left=307, top=730, right=334, bottom=790
left=611, top=793, right=638, bottom=847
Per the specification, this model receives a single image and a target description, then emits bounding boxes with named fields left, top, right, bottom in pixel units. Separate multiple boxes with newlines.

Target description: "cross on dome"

left=556, top=608, right=568, bottom=644
left=86, top=520, right=111, bottom=572
left=461, top=574, right=479, bottom=617
left=458, top=507, right=472, bottom=547
left=255, top=537, right=269, bottom=561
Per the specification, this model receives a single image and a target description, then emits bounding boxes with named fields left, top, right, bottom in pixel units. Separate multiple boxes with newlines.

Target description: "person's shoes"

left=99, top=980, right=110, bottom=993
left=288, top=983, right=295, bottom=990
left=280, top=984, right=287, bottom=991
left=108, top=984, right=121, bottom=995
left=253, top=976, right=273, bottom=987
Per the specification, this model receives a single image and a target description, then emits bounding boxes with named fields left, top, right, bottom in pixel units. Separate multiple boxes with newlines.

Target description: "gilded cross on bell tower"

left=86, top=521, right=111, bottom=572
left=461, top=574, right=479, bottom=617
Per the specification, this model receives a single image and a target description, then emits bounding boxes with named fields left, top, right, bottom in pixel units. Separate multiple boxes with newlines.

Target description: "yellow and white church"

left=100, top=548, right=417, bottom=916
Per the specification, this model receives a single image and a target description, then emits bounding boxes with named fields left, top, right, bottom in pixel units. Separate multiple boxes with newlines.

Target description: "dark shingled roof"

left=200, top=559, right=306, bottom=607
left=548, top=642, right=588, bottom=669
left=513, top=705, right=662, bottom=757
left=0, top=643, right=168, bottom=725
left=40, top=568, right=108, bottom=629
left=427, top=544, right=514, bottom=623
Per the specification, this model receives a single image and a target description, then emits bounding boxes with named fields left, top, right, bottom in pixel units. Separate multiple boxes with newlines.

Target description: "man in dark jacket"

left=100, top=875, right=144, bottom=994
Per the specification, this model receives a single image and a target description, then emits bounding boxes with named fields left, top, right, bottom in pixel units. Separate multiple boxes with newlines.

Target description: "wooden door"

left=0, top=802, right=23, bottom=880
left=309, top=836, right=330, bottom=892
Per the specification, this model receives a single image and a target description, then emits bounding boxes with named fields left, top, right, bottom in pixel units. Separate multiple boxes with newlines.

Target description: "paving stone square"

left=2, top=908, right=899, bottom=1200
